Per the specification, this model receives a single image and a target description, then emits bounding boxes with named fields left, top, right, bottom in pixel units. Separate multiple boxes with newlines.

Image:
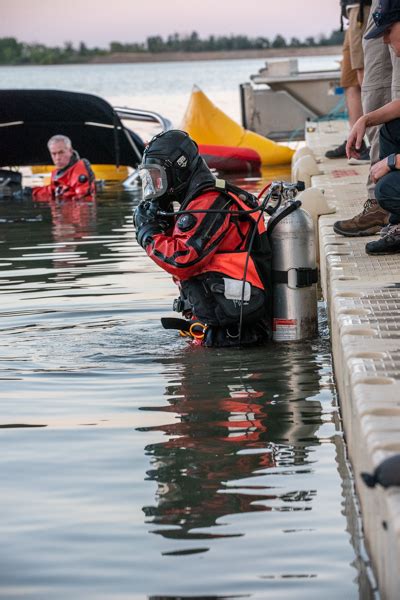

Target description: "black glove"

left=134, top=200, right=164, bottom=248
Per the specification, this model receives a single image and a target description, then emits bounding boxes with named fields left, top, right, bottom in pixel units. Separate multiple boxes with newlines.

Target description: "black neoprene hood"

left=144, top=130, right=199, bottom=164
left=142, top=130, right=201, bottom=197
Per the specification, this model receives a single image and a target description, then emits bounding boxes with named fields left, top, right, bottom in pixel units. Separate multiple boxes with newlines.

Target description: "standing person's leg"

left=348, top=3, right=371, bottom=85
left=345, top=85, right=363, bottom=127
left=390, top=44, right=400, bottom=103
left=345, top=4, right=372, bottom=166
left=333, top=0, right=391, bottom=236
left=345, top=7, right=367, bottom=127
left=364, top=0, right=394, bottom=199
left=325, top=29, right=364, bottom=159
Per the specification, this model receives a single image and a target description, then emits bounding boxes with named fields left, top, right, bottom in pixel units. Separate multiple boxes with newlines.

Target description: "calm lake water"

left=0, top=55, right=340, bottom=128
left=0, top=58, right=375, bottom=599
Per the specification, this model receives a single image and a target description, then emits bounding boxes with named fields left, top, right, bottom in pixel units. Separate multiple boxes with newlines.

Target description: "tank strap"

left=272, top=268, right=318, bottom=288
left=267, top=201, right=301, bottom=236
left=182, top=179, right=258, bottom=211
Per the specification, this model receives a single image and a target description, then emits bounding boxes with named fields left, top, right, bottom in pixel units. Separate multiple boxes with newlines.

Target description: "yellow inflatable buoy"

left=180, top=86, right=294, bottom=166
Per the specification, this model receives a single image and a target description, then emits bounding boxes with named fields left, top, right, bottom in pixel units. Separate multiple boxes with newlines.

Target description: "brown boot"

left=333, top=199, right=389, bottom=237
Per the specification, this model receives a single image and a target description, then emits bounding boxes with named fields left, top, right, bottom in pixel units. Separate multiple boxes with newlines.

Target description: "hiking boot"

left=348, top=146, right=370, bottom=165
left=325, top=140, right=347, bottom=159
left=333, top=199, right=389, bottom=237
left=366, top=223, right=400, bottom=254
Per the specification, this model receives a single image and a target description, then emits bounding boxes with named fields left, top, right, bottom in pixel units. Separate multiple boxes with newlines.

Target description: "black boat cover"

left=0, top=89, right=144, bottom=168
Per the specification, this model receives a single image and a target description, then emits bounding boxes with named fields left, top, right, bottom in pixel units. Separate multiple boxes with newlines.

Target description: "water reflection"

left=46, top=198, right=98, bottom=274
left=139, top=341, right=324, bottom=552
left=49, top=198, right=97, bottom=242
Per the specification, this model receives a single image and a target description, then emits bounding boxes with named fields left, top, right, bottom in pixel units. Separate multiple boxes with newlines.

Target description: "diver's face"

left=383, top=22, right=400, bottom=56
left=49, top=141, right=73, bottom=169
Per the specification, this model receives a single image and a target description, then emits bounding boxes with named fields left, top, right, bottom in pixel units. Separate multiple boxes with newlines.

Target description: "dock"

left=305, top=119, right=400, bottom=599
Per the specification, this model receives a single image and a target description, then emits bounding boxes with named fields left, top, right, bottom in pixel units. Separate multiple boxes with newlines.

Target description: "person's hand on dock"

left=346, top=116, right=368, bottom=159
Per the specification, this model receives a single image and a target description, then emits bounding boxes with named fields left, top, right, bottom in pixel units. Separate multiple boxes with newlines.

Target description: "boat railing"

left=114, top=107, right=172, bottom=187
left=114, top=107, right=172, bottom=132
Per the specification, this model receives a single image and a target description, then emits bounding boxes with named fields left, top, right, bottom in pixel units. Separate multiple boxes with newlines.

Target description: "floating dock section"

left=305, top=119, right=400, bottom=599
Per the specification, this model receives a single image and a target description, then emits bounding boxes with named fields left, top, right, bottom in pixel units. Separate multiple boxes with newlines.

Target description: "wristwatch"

left=387, top=153, right=398, bottom=171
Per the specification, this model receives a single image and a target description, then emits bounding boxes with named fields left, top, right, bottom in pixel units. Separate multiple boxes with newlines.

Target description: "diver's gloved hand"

left=134, top=200, right=164, bottom=248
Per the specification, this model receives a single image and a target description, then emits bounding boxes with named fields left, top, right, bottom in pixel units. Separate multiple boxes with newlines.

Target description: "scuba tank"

left=266, top=181, right=318, bottom=342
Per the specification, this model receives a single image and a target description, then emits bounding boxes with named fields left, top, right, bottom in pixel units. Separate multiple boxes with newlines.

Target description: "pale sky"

left=0, top=0, right=340, bottom=47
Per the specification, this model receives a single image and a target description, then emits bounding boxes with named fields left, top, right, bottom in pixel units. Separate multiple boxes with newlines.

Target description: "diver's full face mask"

left=138, top=163, right=168, bottom=201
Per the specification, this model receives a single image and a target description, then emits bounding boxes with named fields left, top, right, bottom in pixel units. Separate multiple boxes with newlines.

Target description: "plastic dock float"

left=305, top=119, right=400, bottom=600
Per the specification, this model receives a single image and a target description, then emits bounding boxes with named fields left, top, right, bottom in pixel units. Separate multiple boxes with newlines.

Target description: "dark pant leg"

left=376, top=119, right=400, bottom=224
left=379, top=118, right=400, bottom=158
left=375, top=172, right=400, bottom=223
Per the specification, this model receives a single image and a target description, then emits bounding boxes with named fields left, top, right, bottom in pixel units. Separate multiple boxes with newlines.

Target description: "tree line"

left=0, top=31, right=344, bottom=65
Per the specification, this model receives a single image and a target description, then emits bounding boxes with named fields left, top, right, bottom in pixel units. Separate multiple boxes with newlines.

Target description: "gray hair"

left=47, top=134, right=72, bottom=149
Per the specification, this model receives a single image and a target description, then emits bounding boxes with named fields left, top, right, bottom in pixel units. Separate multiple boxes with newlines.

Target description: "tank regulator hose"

left=266, top=200, right=302, bottom=238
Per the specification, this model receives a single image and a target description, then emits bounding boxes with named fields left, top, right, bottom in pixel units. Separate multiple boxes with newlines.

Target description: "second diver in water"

left=133, top=129, right=273, bottom=347
left=30, top=134, right=96, bottom=202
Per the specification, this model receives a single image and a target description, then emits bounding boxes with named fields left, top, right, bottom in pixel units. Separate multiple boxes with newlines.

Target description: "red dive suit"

left=145, top=185, right=272, bottom=346
left=32, top=152, right=95, bottom=202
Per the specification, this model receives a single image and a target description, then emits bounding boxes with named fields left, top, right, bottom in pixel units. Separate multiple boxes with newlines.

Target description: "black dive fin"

left=161, top=317, right=191, bottom=332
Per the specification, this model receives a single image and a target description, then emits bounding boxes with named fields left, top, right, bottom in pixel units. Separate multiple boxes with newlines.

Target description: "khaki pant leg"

left=390, top=46, right=400, bottom=99
left=362, top=0, right=394, bottom=199
left=341, top=30, right=359, bottom=88
left=348, top=5, right=370, bottom=70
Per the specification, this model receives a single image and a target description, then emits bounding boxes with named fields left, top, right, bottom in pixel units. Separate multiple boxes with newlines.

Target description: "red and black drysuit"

left=32, top=152, right=95, bottom=202
left=143, top=185, right=272, bottom=346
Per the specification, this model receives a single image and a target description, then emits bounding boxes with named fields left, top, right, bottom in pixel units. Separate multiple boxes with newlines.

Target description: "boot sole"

left=366, top=248, right=400, bottom=255
left=333, top=224, right=381, bottom=237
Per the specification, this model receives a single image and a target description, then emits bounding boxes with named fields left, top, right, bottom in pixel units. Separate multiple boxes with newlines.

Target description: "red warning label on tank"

left=273, top=319, right=298, bottom=341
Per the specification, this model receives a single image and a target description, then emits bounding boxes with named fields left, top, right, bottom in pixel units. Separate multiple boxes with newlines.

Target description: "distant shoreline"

left=3, top=45, right=343, bottom=68
left=87, top=45, right=342, bottom=65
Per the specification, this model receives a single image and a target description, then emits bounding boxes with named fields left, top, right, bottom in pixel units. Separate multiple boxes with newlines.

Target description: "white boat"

left=240, top=58, right=343, bottom=141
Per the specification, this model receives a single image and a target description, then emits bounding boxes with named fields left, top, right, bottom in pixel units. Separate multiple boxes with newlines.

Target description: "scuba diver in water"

left=133, top=130, right=273, bottom=348
left=30, top=135, right=96, bottom=202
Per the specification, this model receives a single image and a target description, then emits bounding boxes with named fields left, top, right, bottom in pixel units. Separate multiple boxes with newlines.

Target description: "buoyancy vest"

left=189, top=184, right=271, bottom=291
left=147, top=183, right=272, bottom=328
left=32, top=154, right=95, bottom=202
